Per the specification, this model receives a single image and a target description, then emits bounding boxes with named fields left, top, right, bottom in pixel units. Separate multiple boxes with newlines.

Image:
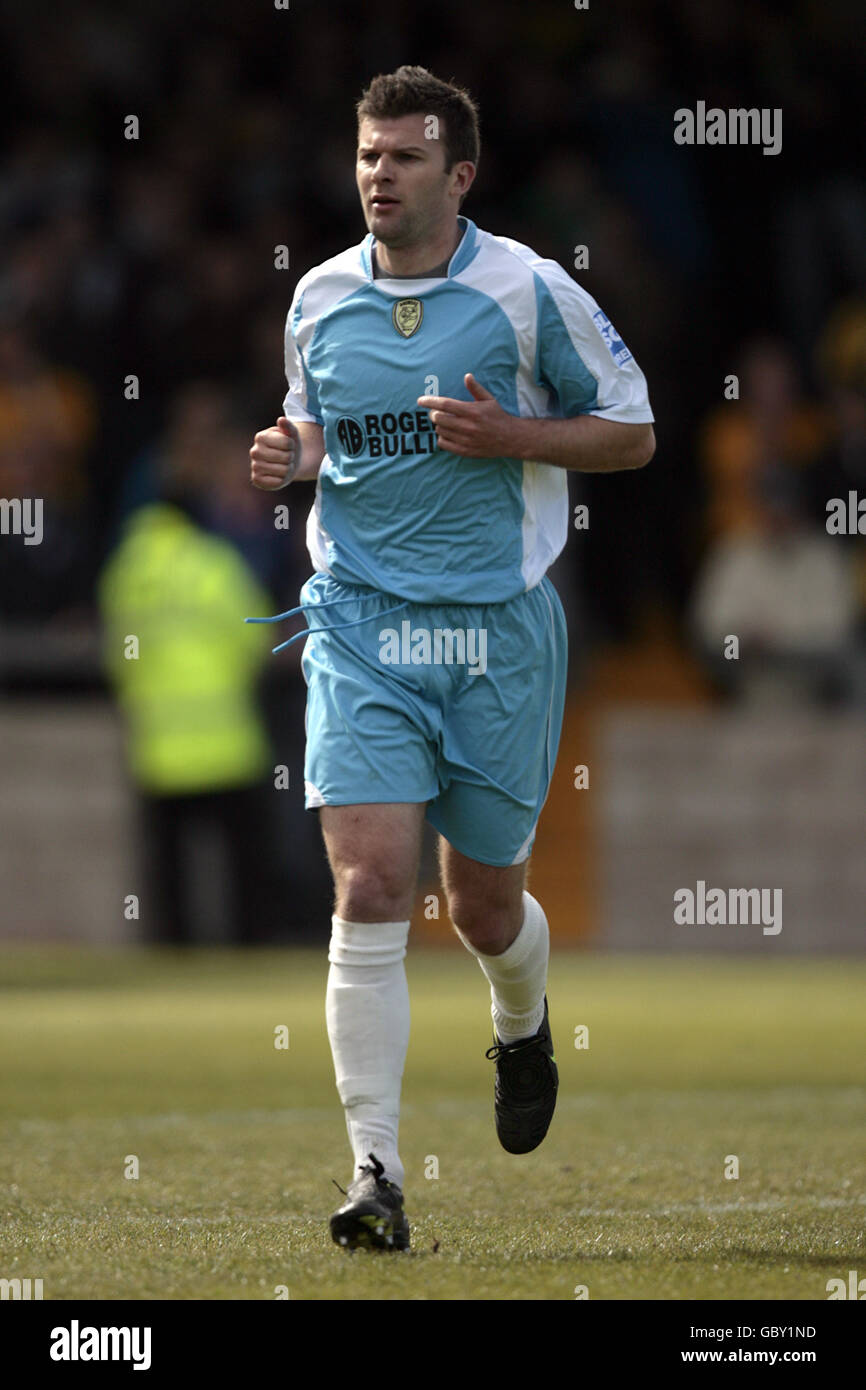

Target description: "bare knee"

left=335, top=863, right=413, bottom=923
left=440, top=840, right=527, bottom=953
left=446, top=888, right=522, bottom=955
left=321, top=803, right=424, bottom=923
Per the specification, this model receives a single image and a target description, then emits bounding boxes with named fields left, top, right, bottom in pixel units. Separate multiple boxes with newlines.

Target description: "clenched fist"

left=250, top=417, right=301, bottom=490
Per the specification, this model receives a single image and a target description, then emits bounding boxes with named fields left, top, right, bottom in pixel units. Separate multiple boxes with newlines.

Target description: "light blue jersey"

left=260, top=217, right=655, bottom=860
left=283, top=216, right=654, bottom=604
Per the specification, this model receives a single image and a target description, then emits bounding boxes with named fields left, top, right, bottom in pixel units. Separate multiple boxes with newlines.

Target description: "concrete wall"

left=599, top=709, right=866, bottom=951
left=1, top=700, right=863, bottom=950
left=0, top=699, right=134, bottom=942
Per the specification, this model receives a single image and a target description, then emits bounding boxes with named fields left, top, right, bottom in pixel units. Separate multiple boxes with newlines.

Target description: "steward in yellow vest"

left=98, top=502, right=272, bottom=794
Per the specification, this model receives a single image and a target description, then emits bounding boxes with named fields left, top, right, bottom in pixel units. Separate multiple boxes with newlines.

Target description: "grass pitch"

left=0, top=947, right=864, bottom=1300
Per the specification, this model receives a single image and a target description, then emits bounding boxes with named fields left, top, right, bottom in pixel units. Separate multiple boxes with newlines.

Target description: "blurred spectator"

left=97, top=476, right=286, bottom=944
left=698, top=338, right=828, bottom=542
left=117, top=380, right=298, bottom=597
left=807, top=302, right=866, bottom=533
left=117, top=379, right=231, bottom=523
left=805, top=301, right=866, bottom=701
left=0, top=317, right=95, bottom=620
left=689, top=468, right=859, bottom=707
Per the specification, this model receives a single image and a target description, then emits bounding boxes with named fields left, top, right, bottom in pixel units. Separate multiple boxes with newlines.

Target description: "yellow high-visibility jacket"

left=98, top=503, right=273, bottom=794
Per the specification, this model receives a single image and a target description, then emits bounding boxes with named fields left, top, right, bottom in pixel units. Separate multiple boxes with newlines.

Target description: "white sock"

left=455, top=891, right=549, bottom=1042
left=326, top=915, right=410, bottom=1189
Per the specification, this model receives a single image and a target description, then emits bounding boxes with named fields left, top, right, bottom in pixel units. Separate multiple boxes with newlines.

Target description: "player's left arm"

left=418, top=374, right=654, bottom=471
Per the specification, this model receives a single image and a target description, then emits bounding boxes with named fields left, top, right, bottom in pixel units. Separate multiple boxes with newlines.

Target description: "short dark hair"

left=356, top=65, right=481, bottom=175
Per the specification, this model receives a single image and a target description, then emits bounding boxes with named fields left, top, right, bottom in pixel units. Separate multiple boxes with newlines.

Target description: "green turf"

left=0, top=948, right=864, bottom=1300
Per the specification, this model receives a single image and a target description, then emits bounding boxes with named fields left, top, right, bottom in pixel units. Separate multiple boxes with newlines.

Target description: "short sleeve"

left=282, top=283, right=323, bottom=425
left=534, top=264, right=654, bottom=424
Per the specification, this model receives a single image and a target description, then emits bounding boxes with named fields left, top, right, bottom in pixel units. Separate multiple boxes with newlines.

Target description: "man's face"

left=356, top=114, right=471, bottom=248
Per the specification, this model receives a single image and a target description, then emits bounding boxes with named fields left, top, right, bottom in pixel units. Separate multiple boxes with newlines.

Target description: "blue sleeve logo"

left=592, top=309, right=632, bottom=367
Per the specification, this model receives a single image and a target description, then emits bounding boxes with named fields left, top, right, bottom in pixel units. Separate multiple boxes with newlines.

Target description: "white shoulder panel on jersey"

left=454, top=229, right=550, bottom=416
left=455, top=229, right=569, bottom=592
left=282, top=243, right=367, bottom=425
left=490, top=232, right=654, bottom=423
left=293, top=243, right=368, bottom=347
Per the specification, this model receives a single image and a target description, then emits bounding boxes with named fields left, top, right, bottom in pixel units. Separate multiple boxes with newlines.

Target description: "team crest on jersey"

left=392, top=298, right=423, bottom=338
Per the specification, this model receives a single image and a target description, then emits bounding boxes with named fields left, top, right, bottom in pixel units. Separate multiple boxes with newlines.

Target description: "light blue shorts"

left=300, top=571, right=567, bottom=866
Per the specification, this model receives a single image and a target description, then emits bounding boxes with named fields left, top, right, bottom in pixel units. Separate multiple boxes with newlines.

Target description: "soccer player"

left=250, top=66, right=655, bottom=1251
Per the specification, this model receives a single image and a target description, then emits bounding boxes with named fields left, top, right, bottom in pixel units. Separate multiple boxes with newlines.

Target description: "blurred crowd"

left=0, top=0, right=863, bottom=937
left=689, top=324, right=866, bottom=707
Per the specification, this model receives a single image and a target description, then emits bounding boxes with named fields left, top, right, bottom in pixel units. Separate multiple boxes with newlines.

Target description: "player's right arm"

left=250, top=417, right=325, bottom=489
left=257, top=269, right=327, bottom=488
